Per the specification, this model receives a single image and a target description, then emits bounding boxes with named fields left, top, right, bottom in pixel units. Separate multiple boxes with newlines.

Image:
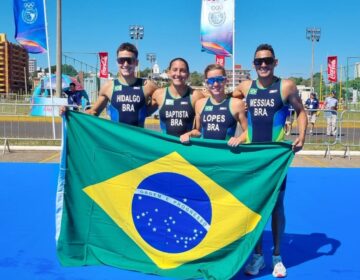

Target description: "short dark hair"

left=254, top=44, right=275, bottom=58
left=168, top=57, right=189, bottom=72
left=116, top=42, right=138, bottom=58
left=69, top=82, right=76, bottom=87
left=204, top=64, right=226, bottom=78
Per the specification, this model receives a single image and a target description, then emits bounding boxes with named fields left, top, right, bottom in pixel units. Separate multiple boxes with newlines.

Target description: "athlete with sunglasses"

left=86, top=42, right=158, bottom=127
left=149, top=58, right=206, bottom=136
left=233, top=44, right=307, bottom=278
left=180, top=64, right=247, bottom=146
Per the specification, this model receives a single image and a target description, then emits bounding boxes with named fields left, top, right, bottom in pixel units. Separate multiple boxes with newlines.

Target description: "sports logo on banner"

left=200, top=0, right=234, bottom=57
left=13, top=0, right=47, bottom=53
left=328, top=56, right=337, bottom=83
left=99, top=52, right=108, bottom=78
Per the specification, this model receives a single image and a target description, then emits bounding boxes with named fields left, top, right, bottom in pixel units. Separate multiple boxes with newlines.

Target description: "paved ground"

left=1, top=163, right=359, bottom=280
left=1, top=149, right=359, bottom=167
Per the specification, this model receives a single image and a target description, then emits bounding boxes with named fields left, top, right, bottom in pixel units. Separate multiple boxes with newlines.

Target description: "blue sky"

left=1, top=0, right=360, bottom=80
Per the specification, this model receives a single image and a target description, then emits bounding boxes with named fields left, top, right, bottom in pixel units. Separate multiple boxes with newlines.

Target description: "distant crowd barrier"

left=288, top=109, right=360, bottom=158
left=339, top=110, right=360, bottom=158
left=1, top=103, right=359, bottom=158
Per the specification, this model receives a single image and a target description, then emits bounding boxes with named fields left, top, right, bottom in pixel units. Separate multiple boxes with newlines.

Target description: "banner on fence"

left=31, top=97, right=67, bottom=116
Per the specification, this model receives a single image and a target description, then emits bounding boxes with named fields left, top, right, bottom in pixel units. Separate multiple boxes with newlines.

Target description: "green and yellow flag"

left=56, top=111, right=294, bottom=280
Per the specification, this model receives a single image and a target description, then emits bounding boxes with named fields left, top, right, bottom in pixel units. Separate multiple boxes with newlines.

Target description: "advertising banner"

left=215, top=55, right=225, bottom=66
left=99, top=52, right=109, bottom=78
left=200, top=0, right=233, bottom=57
left=327, top=56, right=337, bottom=83
left=13, top=0, right=47, bottom=53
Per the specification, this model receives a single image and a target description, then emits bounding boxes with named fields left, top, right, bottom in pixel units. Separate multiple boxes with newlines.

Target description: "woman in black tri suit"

left=180, top=64, right=247, bottom=147
left=150, top=58, right=205, bottom=137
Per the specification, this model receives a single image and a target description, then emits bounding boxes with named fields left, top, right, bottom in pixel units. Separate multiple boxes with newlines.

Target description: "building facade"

left=225, top=64, right=251, bottom=91
left=29, top=58, right=37, bottom=74
left=0, top=33, right=29, bottom=94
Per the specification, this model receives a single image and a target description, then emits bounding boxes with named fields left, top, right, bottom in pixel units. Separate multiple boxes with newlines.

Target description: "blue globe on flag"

left=132, top=172, right=212, bottom=253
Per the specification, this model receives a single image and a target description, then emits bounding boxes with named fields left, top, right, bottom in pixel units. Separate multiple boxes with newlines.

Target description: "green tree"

left=140, top=67, right=152, bottom=78
left=289, top=77, right=306, bottom=85
left=348, top=77, right=360, bottom=89
left=44, top=64, right=78, bottom=77
left=189, top=71, right=204, bottom=86
left=62, top=64, right=78, bottom=77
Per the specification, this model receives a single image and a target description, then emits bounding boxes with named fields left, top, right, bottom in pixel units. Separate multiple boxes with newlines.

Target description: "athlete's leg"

left=254, top=234, right=263, bottom=255
left=272, top=188, right=285, bottom=256
left=245, top=235, right=265, bottom=275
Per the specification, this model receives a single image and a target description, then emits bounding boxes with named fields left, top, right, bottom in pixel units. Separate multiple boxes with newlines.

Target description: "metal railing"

left=1, top=103, right=359, bottom=158
left=287, top=109, right=360, bottom=158
left=339, top=110, right=360, bottom=159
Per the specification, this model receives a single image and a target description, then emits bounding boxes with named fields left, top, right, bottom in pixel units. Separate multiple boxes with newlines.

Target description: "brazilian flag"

left=56, top=111, right=294, bottom=280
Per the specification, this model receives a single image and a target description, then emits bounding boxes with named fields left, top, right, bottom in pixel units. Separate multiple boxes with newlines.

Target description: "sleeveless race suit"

left=246, top=78, right=289, bottom=143
left=108, top=78, right=147, bottom=127
left=159, top=87, right=195, bottom=136
left=246, top=78, right=289, bottom=190
left=200, top=97, right=237, bottom=140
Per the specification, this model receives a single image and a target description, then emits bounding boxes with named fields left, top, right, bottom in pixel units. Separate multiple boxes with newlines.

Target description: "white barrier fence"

left=285, top=109, right=360, bottom=158
left=1, top=103, right=359, bottom=158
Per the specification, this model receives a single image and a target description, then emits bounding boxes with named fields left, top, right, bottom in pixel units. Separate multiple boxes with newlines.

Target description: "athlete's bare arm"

left=191, top=89, right=207, bottom=106
left=283, top=79, right=308, bottom=152
left=85, top=80, right=113, bottom=116
left=227, top=98, right=248, bottom=147
left=148, top=87, right=165, bottom=115
left=144, top=79, right=159, bottom=116
left=179, top=97, right=205, bottom=143
left=232, top=80, right=252, bottom=99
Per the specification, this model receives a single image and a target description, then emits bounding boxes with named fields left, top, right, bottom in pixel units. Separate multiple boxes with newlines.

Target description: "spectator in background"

left=305, top=93, right=319, bottom=135
left=63, top=82, right=90, bottom=111
left=324, top=91, right=338, bottom=136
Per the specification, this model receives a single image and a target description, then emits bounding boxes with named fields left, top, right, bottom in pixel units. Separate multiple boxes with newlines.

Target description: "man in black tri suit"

left=86, top=42, right=158, bottom=127
left=233, top=44, right=307, bottom=278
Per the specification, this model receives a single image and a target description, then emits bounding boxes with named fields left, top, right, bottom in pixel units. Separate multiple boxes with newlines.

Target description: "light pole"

left=346, top=56, right=360, bottom=107
left=129, top=25, right=144, bottom=77
left=306, top=27, right=321, bottom=90
left=146, top=53, right=156, bottom=79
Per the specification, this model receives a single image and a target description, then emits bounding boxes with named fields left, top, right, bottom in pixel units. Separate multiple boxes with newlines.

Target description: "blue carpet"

left=0, top=163, right=359, bottom=280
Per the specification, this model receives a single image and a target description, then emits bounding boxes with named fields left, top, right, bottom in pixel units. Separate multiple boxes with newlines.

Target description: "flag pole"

left=232, top=0, right=235, bottom=91
left=56, top=0, right=62, bottom=100
left=43, top=0, right=56, bottom=139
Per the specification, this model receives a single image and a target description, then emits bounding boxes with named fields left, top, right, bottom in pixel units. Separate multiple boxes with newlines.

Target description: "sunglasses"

left=206, top=76, right=226, bottom=86
left=117, top=57, right=136, bottom=65
left=253, top=57, right=275, bottom=66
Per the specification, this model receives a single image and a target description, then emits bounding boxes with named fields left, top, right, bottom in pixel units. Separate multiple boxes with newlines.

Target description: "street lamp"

left=129, top=25, right=144, bottom=43
left=129, top=25, right=144, bottom=77
left=146, top=53, right=156, bottom=79
left=306, top=27, right=321, bottom=89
